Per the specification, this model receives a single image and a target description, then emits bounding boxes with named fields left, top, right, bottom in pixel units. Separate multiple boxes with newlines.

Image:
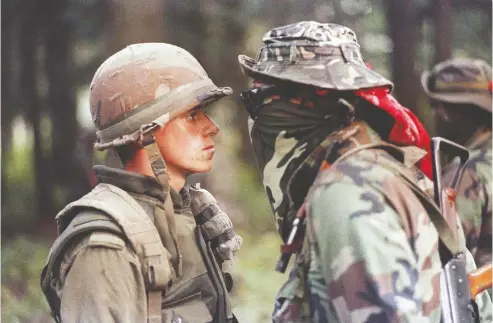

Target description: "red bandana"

left=355, top=87, right=433, bottom=179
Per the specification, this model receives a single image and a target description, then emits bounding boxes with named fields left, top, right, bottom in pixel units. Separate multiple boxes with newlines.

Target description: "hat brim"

left=238, top=54, right=393, bottom=91
left=421, top=70, right=492, bottom=112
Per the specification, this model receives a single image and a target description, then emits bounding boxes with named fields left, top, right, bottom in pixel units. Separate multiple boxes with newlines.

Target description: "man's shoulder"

left=50, top=209, right=129, bottom=265
left=313, top=148, right=416, bottom=192
left=307, top=147, right=433, bottom=224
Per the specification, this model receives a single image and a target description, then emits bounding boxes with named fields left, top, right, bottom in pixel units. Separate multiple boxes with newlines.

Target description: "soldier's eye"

left=187, top=110, right=199, bottom=121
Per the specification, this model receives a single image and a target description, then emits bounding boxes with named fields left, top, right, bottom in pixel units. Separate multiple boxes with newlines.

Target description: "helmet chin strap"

left=141, top=131, right=183, bottom=278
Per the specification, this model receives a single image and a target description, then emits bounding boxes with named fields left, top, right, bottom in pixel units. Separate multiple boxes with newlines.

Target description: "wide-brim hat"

left=238, top=21, right=393, bottom=91
left=421, top=58, right=492, bottom=113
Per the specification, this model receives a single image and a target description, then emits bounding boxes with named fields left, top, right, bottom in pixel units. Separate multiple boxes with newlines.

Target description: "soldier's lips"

left=203, top=145, right=215, bottom=151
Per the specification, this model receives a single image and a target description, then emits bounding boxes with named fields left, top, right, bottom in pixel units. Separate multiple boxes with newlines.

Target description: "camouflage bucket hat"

left=421, top=58, right=492, bottom=112
left=238, top=21, right=393, bottom=91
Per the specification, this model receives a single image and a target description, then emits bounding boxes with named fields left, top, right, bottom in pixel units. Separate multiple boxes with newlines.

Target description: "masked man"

left=238, top=21, right=491, bottom=322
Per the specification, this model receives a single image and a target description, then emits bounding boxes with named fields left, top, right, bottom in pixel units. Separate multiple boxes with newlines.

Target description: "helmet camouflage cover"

left=90, top=43, right=232, bottom=150
left=238, top=21, right=393, bottom=90
left=421, top=58, right=492, bottom=113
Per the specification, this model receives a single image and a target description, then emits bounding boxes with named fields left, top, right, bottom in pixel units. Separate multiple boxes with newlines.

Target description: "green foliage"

left=230, top=230, right=287, bottom=323
left=2, top=144, right=36, bottom=232
left=236, top=162, right=277, bottom=233
left=1, top=237, right=51, bottom=323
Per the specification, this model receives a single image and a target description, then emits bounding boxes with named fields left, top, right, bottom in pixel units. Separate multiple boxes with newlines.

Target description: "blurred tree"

left=109, top=0, right=166, bottom=49
left=433, top=0, right=452, bottom=63
left=45, top=0, right=91, bottom=208
left=19, top=0, right=57, bottom=229
left=1, top=0, right=15, bottom=155
left=164, top=0, right=207, bottom=62
left=385, top=0, right=421, bottom=113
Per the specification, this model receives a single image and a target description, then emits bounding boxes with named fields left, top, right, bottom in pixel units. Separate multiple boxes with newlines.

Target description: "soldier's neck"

left=166, top=166, right=186, bottom=192
left=124, top=148, right=155, bottom=177
left=123, top=148, right=186, bottom=191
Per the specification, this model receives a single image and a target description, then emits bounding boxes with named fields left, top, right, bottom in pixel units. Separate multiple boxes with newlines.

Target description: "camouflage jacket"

left=444, top=130, right=492, bottom=268
left=272, top=124, right=492, bottom=322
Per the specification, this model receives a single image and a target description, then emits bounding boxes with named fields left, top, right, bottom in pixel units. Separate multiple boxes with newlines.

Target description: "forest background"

left=2, top=0, right=491, bottom=322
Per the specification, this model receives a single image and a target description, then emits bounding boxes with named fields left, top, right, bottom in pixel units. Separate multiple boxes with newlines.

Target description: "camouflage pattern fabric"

left=421, top=58, right=492, bottom=112
left=238, top=21, right=393, bottom=91
left=273, top=123, right=492, bottom=322
left=90, top=43, right=232, bottom=150
left=444, top=131, right=492, bottom=268
left=247, top=84, right=362, bottom=239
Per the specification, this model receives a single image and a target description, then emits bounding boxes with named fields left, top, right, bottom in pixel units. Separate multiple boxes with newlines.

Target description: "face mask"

left=242, top=83, right=353, bottom=239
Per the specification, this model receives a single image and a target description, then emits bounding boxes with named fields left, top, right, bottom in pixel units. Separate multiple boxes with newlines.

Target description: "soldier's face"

left=155, top=105, right=219, bottom=176
left=431, top=102, right=464, bottom=144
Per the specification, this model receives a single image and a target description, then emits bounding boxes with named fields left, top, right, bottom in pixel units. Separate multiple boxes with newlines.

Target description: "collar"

left=286, top=120, right=427, bottom=209
left=93, top=165, right=165, bottom=202
left=94, top=165, right=190, bottom=211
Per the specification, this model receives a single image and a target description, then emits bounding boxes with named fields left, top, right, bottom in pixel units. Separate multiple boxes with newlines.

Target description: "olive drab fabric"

left=41, top=42, right=237, bottom=323
left=41, top=166, right=235, bottom=323
left=189, top=185, right=243, bottom=264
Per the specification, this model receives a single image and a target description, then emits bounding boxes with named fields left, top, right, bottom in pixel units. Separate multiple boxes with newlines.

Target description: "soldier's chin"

left=188, top=160, right=213, bottom=174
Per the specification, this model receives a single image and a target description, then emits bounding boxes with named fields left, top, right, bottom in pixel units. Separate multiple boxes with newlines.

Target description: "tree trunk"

left=109, top=0, right=166, bottom=51
left=218, top=0, right=253, bottom=167
left=1, top=1, right=14, bottom=157
left=20, top=7, right=56, bottom=225
left=433, top=0, right=453, bottom=64
left=385, top=0, right=420, bottom=114
left=44, top=0, right=90, bottom=207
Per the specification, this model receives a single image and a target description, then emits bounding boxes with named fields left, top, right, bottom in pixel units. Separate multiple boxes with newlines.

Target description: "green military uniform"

left=422, top=58, right=492, bottom=268
left=238, top=21, right=492, bottom=322
left=47, top=166, right=232, bottom=322
left=456, top=132, right=492, bottom=267
left=41, top=43, right=241, bottom=323
left=273, top=123, right=491, bottom=322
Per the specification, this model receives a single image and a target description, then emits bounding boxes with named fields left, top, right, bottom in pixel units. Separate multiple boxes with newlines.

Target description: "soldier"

left=237, top=22, right=491, bottom=322
left=41, top=43, right=242, bottom=323
left=422, top=58, right=492, bottom=268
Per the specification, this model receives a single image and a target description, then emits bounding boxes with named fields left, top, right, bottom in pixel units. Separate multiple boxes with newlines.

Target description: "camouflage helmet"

left=90, top=43, right=232, bottom=150
left=421, top=58, right=492, bottom=113
left=238, top=21, right=393, bottom=91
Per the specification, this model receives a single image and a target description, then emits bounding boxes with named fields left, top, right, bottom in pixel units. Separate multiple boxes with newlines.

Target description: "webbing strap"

left=372, top=148, right=462, bottom=257
left=147, top=290, right=163, bottom=323
left=310, top=142, right=462, bottom=259
left=54, top=184, right=174, bottom=323
left=142, top=135, right=183, bottom=277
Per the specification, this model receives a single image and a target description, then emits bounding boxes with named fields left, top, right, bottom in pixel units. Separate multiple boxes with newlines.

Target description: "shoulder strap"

left=370, top=146, right=462, bottom=257
left=44, top=183, right=173, bottom=323
left=310, top=142, right=462, bottom=261
left=41, top=210, right=123, bottom=323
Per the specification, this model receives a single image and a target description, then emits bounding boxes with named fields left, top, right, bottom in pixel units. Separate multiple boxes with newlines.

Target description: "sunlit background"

left=2, top=0, right=491, bottom=322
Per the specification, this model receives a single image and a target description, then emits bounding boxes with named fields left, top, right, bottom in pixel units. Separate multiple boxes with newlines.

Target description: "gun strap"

left=368, top=144, right=462, bottom=263
left=324, top=142, right=463, bottom=264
